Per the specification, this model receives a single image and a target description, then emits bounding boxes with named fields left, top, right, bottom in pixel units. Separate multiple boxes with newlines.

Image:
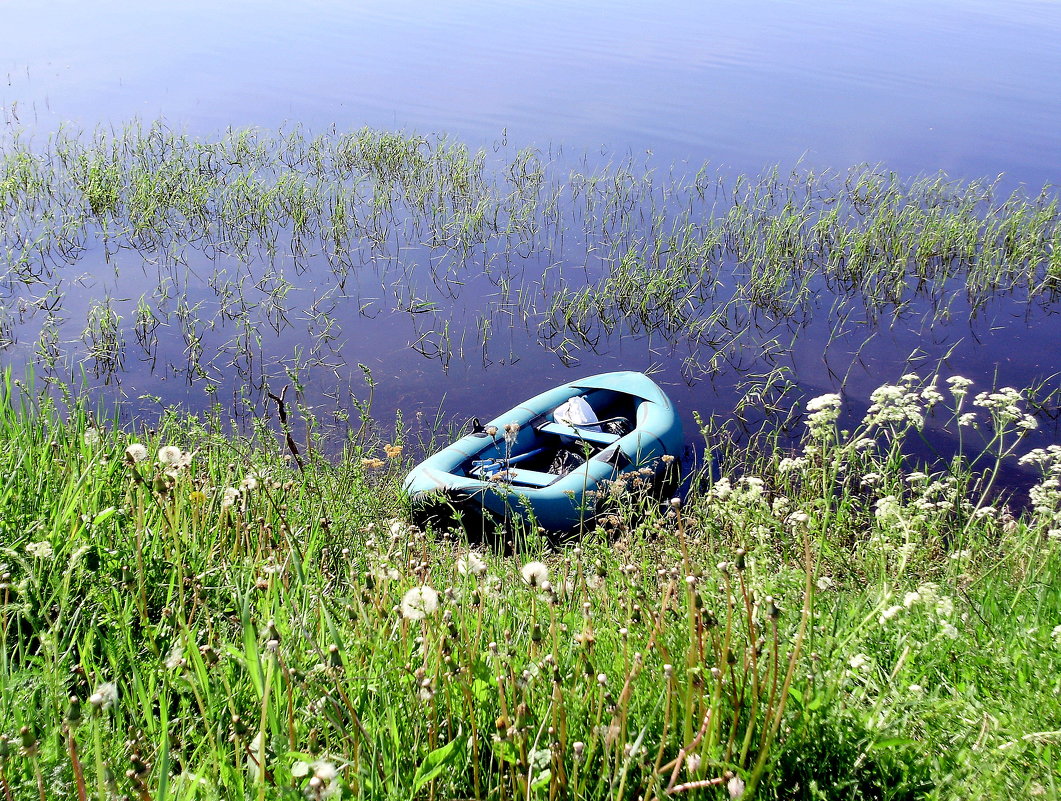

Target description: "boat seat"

left=538, top=421, right=621, bottom=446
left=497, top=468, right=558, bottom=488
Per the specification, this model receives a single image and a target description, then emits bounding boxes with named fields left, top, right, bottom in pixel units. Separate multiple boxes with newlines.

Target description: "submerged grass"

left=1, top=122, right=1060, bottom=399
left=0, top=370, right=1058, bottom=799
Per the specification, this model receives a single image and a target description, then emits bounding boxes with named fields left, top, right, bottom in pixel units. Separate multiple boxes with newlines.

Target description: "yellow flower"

left=384, top=444, right=403, bottom=459
left=188, top=490, right=207, bottom=505
left=361, top=458, right=385, bottom=470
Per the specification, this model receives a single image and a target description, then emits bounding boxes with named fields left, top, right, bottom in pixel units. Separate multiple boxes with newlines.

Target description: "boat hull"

left=403, top=371, right=683, bottom=533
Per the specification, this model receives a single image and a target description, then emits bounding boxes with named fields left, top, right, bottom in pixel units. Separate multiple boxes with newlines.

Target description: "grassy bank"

left=0, top=373, right=1058, bottom=800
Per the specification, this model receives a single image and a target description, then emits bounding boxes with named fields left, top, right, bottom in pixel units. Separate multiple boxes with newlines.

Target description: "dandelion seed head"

left=125, top=443, right=148, bottom=463
left=88, top=681, right=118, bottom=711
left=457, top=552, right=487, bottom=576
left=400, top=586, right=439, bottom=620
left=157, top=445, right=183, bottom=466
left=520, top=561, right=549, bottom=587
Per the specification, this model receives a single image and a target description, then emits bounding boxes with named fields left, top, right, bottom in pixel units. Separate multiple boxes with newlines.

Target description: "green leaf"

left=472, top=678, right=492, bottom=706
left=412, top=732, right=465, bottom=795
left=870, top=737, right=915, bottom=750
left=490, top=737, right=519, bottom=765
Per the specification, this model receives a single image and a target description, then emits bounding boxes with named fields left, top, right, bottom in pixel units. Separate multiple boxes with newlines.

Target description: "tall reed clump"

left=0, top=369, right=1058, bottom=799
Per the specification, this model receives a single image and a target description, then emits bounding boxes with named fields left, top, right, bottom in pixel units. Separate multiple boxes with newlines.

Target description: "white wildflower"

left=125, top=443, right=149, bottom=463
left=240, top=475, right=259, bottom=492
left=958, top=412, right=978, bottom=428
left=946, top=376, right=973, bottom=398
left=83, top=428, right=101, bottom=446
left=157, top=445, right=183, bottom=466
left=165, top=645, right=185, bottom=671
left=1017, top=414, right=1039, bottom=431
left=874, top=495, right=901, bottom=521
left=861, top=472, right=882, bottom=487
left=520, top=561, right=550, bottom=587
left=939, top=621, right=959, bottom=639
left=709, top=477, right=733, bottom=501
left=457, top=552, right=488, bottom=576
left=1052, top=625, right=1061, bottom=646
left=908, top=683, right=924, bottom=695
left=816, top=576, right=834, bottom=591
left=727, top=775, right=746, bottom=799
left=777, top=456, right=809, bottom=473
left=738, top=475, right=765, bottom=499
left=88, top=681, right=118, bottom=711
left=864, top=383, right=923, bottom=429
left=973, top=387, right=1025, bottom=425
left=220, top=487, right=240, bottom=509
left=935, top=596, right=954, bottom=618
left=313, top=760, right=338, bottom=780
left=26, top=540, right=54, bottom=559
left=879, top=605, right=904, bottom=625
left=916, top=583, right=940, bottom=604
left=805, top=393, right=842, bottom=438
left=388, top=518, right=412, bottom=539
left=400, top=586, right=439, bottom=620
left=848, top=653, right=871, bottom=672
left=921, top=384, right=944, bottom=407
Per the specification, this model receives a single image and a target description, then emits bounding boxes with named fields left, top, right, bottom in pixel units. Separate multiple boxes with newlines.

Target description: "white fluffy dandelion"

left=157, top=445, right=183, bottom=466
left=457, top=552, right=487, bottom=576
left=401, top=586, right=439, bottom=620
left=520, top=561, right=549, bottom=587
left=88, top=681, right=118, bottom=711
left=125, top=443, right=148, bottom=463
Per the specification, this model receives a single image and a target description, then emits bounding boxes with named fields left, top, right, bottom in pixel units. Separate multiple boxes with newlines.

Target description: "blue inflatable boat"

left=403, top=371, right=684, bottom=533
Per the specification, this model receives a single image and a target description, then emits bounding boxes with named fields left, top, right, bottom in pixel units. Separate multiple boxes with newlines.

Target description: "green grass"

left=1, top=123, right=1060, bottom=397
left=0, top=371, right=1058, bottom=799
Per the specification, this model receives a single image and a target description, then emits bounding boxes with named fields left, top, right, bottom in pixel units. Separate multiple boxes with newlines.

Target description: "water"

left=3, top=0, right=1061, bottom=476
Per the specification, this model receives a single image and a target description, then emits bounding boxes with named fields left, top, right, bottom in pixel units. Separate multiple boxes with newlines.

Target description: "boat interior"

left=463, top=388, right=641, bottom=488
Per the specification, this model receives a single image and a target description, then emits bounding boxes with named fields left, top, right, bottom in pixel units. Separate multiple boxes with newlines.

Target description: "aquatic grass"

left=3, top=124, right=1061, bottom=399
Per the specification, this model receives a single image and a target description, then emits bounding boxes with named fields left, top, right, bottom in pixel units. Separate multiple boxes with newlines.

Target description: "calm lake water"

left=3, top=0, right=1061, bottom=475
